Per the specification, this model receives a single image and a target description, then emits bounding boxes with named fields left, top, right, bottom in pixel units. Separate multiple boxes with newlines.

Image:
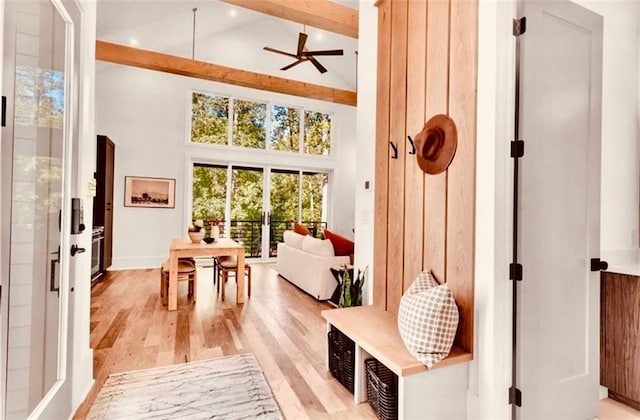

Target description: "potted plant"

left=339, top=265, right=367, bottom=307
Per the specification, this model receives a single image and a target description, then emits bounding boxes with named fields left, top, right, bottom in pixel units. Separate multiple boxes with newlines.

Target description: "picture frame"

left=124, top=176, right=175, bottom=208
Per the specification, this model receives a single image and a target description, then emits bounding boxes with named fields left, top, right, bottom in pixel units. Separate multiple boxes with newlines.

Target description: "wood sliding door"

left=373, top=0, right=477, bottom=355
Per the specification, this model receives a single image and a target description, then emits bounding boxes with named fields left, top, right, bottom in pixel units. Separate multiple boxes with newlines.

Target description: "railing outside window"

left=203, top=219, right=327, bottom=258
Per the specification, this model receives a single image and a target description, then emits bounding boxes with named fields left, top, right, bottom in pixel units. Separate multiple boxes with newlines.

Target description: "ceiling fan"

left=263, top=32, right=344, bottom=74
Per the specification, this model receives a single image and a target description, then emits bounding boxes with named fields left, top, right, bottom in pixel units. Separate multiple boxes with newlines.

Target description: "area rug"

left=88, top=353, right=282, bottom=420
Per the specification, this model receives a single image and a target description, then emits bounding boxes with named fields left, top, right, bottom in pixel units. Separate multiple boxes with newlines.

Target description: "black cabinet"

left=94, top=135, right=114, bottom=271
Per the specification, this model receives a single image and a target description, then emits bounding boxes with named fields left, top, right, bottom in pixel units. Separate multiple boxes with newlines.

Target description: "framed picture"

left=124, top=176, right=175, bottom=208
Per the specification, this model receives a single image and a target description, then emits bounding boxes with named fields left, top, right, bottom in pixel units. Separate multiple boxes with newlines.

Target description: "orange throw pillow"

left=323, top=229, right=354, bottom=256
left=293, top=222, right=311, bottom=236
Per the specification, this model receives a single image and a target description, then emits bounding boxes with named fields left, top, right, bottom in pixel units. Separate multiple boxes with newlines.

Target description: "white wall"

left=573, top=0, right=640, bottom=265
left=353, top=0, right=377, bottom=304
left=71, top=0, right=97, bottom=412
left=95, top=62, right=357, bottom=269
left=468, top=0, right=515, bottom=418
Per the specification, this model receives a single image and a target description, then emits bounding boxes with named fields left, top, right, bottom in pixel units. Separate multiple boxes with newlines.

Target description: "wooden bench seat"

left=322, top=305, right=471, bottom=376
left=321, top=305, right=472, bottom=418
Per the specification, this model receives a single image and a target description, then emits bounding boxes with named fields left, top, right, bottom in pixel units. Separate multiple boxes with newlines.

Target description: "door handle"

left=590, top=258, right=608, bottom=272
left=2, top=96, right=6, bottom=127
left=71, top=244, right=85, bottom=256
left=50, top=247, right=60, bottom=294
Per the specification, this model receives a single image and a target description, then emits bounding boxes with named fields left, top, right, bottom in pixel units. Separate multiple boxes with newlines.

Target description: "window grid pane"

left=191, top=92, right=229, bottom=145
left=192, top=164, right=227, bottom=223
left=301, top=172, right=327, bottom=224
left=270, top=105, right=300, bottom=152
left=232, top=99, right=266, bottom=149
left=304, top=111, right=332, bottom=156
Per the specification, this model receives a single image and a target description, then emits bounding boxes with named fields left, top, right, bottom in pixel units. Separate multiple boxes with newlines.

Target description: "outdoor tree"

left=270, top=105, right=300, bottom=152
left=304, top=111, right=332, bottom=155
left=233, top=99, right=266, bottom=148
left=191, top=93, right=228, bottom=145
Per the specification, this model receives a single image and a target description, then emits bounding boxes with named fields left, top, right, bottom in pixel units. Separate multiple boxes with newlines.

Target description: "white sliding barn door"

left=517, top=1, right=602, bottom=419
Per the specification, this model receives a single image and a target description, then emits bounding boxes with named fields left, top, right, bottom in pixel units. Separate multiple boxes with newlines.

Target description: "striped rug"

left=88, top=353, right=282, bottom=419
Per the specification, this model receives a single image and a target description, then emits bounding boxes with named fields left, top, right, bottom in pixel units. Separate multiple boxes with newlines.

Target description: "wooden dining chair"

left=216, top=255, right=251, bottom=301
left=160, top=258, right=197, bottom=305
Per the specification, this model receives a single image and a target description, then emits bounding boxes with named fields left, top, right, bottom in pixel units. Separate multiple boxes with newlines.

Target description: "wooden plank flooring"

left=73, top=263, right=376, bottom=419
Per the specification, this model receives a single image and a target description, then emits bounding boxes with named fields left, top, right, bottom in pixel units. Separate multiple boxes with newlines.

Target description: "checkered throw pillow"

left=406, top=270, right=440, bottom=294
left=397, top=271, right=459, bottom=368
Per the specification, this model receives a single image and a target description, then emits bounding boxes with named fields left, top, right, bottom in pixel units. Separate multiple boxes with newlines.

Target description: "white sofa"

left=276, top=232, right=351, bottom=300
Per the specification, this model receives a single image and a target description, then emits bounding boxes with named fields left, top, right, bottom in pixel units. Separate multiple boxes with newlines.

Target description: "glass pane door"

left=191, top=164, right=329, bottom=260
left=4, top=0, right=68, bottom=417
left=269, top=169, right=300, bottom=257
left=192, top=164, right=227, bottom=228
left=230, top=167, right=264, bottom=257
left=302, top=171, right=329, bottom=237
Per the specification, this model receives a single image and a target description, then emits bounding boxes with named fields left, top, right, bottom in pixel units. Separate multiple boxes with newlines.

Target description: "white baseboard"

left=599, top=385, right=608, bottom=400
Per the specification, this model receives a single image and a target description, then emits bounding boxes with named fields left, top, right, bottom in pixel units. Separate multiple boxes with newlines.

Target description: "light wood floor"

left=74, top=262, right=640, bottom=419
left=600, top=398, right=640, bottom=419
left=74, top=262, right=376, bottom=419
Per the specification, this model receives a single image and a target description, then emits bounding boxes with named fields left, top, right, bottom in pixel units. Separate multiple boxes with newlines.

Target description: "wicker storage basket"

left=327, top=326, right=355, bottom=393
left=365, top=358, right=398, bottom=420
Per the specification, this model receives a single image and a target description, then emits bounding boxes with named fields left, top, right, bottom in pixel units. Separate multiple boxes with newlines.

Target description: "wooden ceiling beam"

left=219, top=0, right=359, bottom=38
left=95, top=41, right=357, bottom=106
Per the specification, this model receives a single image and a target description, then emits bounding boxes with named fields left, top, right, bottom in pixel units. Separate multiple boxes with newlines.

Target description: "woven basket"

left=365, top=358, right=398, bottom=420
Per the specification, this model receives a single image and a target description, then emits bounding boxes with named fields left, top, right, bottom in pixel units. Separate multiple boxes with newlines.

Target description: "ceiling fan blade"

left=302, top=49, right=344, bottom=56
left=263, top=46, right=298, bottom=59
left=280, top=59, right=305, bottom=71
left=297, top=32, right=308, bottom=56
left=308, top=56, right=327, bottom=74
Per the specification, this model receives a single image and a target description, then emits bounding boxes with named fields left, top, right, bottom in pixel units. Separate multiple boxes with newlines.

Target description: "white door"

left=517, top=1, right=603, bottom=419
left=1, top=0, right=83, bottom=418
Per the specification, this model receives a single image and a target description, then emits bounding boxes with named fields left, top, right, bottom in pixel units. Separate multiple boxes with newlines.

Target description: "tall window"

left=302, top=171, right=328, bottom=223
left=230, top=167, right=264, bottom=257
left=190, top=91, right=332, bottom=155
left=192, top=164, right=329, bottom=258
left=192, top=164, right=226, bottom=221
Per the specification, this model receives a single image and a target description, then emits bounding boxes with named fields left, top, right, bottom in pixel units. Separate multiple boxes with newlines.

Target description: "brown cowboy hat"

left=414, top=114, right=458, bottom=175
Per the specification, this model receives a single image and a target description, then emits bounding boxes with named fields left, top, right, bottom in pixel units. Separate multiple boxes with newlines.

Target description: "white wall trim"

left=467, top=0, right=516, bottom=418
left=353, top=0, right=378, bottom=304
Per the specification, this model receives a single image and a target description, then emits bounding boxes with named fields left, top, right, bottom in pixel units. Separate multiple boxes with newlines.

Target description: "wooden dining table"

left=168, top=237, right=245, bottom=310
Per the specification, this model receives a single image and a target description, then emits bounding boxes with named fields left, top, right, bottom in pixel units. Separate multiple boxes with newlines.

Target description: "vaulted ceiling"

left=96, top=0, right=359, bottom=92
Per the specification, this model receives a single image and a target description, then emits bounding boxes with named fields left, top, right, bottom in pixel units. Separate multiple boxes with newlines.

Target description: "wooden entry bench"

left=322, top=305, right=472, bottom=419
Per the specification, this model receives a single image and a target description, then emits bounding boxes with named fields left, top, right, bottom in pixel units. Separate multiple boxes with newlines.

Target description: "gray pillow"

left=397, top=271, right=459, bottom=368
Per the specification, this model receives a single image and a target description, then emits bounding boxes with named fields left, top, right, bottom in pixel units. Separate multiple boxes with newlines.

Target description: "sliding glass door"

left=230, top=167, right=264, bottom=257
left=192, top=164, right=329, bottom=259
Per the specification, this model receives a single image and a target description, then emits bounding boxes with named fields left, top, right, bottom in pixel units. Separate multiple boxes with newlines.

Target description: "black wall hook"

left=389, top=141, right=398, bottom=159
left=407, top=135, right=416, bottom=155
